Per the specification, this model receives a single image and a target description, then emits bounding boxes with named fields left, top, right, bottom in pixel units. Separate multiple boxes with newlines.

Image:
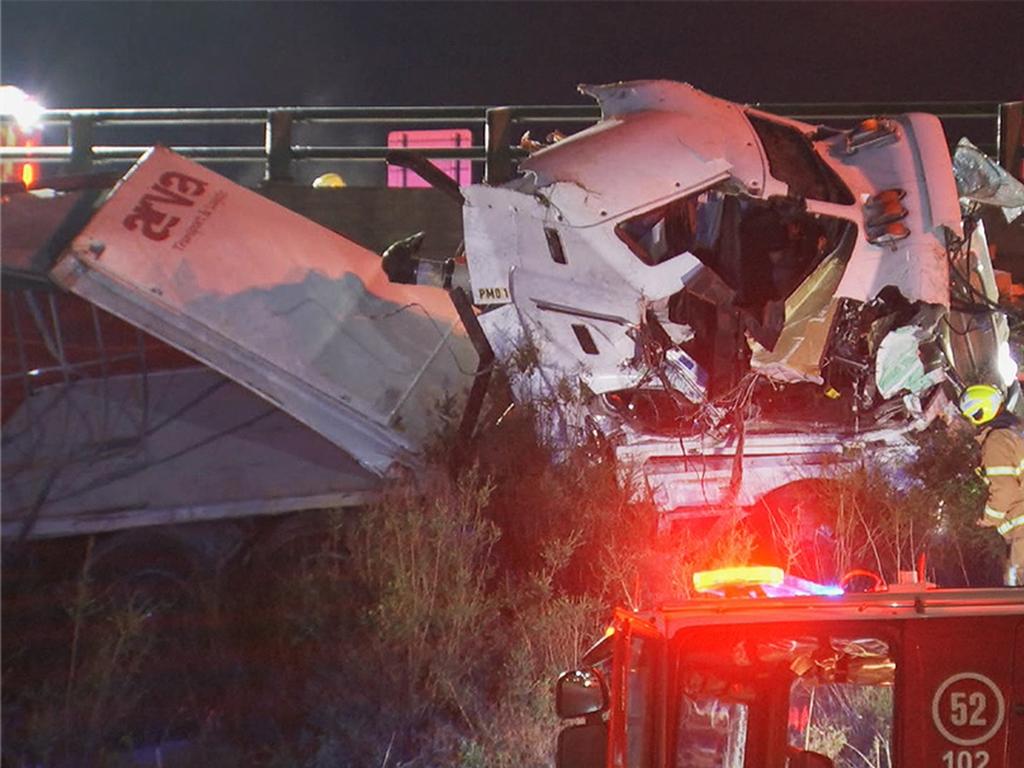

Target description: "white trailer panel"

left=50, top=147, right=477, bottom=475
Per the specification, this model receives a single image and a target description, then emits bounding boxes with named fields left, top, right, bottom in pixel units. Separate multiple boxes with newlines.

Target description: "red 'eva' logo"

left=122, top=171, right=208, bottom=241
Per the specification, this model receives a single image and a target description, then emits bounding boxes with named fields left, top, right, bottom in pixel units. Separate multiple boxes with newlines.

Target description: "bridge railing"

left=1, top=100, right=1020, bottom=186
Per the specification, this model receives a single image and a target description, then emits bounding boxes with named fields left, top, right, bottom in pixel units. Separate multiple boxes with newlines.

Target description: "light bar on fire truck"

left=693, top=566, right=844, bottom=598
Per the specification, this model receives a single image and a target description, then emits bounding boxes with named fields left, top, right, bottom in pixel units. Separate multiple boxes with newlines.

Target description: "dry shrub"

left=3, top=539, right=158, bottom=767
left=351, top=469, right=500, bottom=756
left=250, top=469, right=504, bottom=767
left=754, top=420, right=1005, bottom=586
left=270, top=398, right=650, bottom=766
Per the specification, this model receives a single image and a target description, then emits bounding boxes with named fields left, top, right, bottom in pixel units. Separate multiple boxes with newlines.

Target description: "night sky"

left=2, top=1, right=1022, bottom=110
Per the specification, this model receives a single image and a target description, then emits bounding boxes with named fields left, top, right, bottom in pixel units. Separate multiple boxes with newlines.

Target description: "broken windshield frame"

left=615, top=189, right=725, bottom=267
left=616, top=187, right=851, bottom=314
left=744, top=113, right=855, bottom=206
left=610, top=185, right=857, bottom=404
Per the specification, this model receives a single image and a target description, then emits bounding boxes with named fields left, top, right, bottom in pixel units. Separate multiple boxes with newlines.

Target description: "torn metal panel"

left=943, top=218, right=1009, bottom=388
left=521, top=81, right=764, bottom=226
left=806, top=112, right=961, bottom=307
left=953, top=137, right=1024, bottom=219
left=749, top=255, right=845, bottom=384
left=510, top=266, right=640, bottom=395
left=477, top=302, right=588, bottom=448
left=874, top=326, right=944, bottom=398
left=50, top=147, right=477, bottom=475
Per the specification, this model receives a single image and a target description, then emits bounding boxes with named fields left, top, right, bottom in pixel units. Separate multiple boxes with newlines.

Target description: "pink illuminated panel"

left=387, top=129, right=473, bottom=187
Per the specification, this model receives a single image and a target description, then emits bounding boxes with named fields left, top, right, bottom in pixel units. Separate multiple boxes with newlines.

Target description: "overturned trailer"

left=1, top=148, right=476, bottom=542
left=2, top=82, right=1020, bottom=541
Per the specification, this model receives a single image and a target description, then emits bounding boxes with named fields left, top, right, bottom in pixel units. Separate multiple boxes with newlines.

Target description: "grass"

left=2, top=397, right=1007, bottom=765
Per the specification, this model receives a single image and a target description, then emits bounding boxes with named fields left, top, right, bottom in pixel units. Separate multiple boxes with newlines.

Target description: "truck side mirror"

left=556, top=721, right=607, bottom=768
left=556, top=668, right=608, bottom=718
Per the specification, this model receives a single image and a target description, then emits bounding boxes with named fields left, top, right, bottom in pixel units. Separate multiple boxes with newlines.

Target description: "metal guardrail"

left=1, top=100, right=1019, bottom=185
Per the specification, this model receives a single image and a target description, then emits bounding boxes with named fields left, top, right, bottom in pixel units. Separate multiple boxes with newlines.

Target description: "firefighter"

left=959, top=383, right=1024, bottom=585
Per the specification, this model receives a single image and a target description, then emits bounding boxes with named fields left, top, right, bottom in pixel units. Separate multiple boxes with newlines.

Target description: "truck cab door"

left=608, top=610, right=661, bottom=768
left=1010, top=617, right=1024, bottom=761
left=901, top=613, right=1021, bottom=768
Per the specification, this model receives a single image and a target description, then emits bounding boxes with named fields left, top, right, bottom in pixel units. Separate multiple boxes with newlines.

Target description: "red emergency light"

left=693, top=565, right=844, bottom=598
left=1, top=86, right=43, bottom=189
left=20, top=139, right=38, bottom=188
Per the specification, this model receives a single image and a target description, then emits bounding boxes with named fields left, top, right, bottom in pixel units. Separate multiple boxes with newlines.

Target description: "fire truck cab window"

left=786, top=635, right=895, bottom=768
left=674, top=629, right=894, bottom=768
left=787, top=681, right=894, bottom=768
left=675, top=695, right=749, bottom=768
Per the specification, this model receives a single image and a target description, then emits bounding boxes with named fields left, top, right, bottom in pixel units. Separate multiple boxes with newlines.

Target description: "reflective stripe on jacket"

left=979, top=413, right=1024, bottom=540
left=997, top=514, right=1024, bottom=536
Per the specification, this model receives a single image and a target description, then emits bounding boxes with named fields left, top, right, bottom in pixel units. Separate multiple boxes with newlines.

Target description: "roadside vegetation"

left=1, top=395, right=1006, bottom=766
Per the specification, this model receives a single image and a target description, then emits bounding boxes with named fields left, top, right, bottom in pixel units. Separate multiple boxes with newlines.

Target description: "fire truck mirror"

left=556, top=721, right=607, bottom=768
left=556, top=668, right=608, bottom=718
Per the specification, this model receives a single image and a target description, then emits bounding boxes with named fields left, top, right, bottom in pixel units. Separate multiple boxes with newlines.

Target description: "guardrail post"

left=265, top=110, right=294, bottom=183
left=485, top=107, right=514, bottom=185
left=68, top=115, right=94, bottom=174
left=998, top=101, right=1023, bottom=182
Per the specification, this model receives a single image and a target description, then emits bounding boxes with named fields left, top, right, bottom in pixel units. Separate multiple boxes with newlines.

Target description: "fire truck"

left=555, top=566, right=1024, bottom=768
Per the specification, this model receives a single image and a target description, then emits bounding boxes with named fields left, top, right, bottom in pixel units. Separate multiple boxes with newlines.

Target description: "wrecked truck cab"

left=462, top=80, right=1002, bottom=514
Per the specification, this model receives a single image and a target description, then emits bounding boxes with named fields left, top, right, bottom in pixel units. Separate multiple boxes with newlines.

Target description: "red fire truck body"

left=556, top=575, right=1024, bottom=768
